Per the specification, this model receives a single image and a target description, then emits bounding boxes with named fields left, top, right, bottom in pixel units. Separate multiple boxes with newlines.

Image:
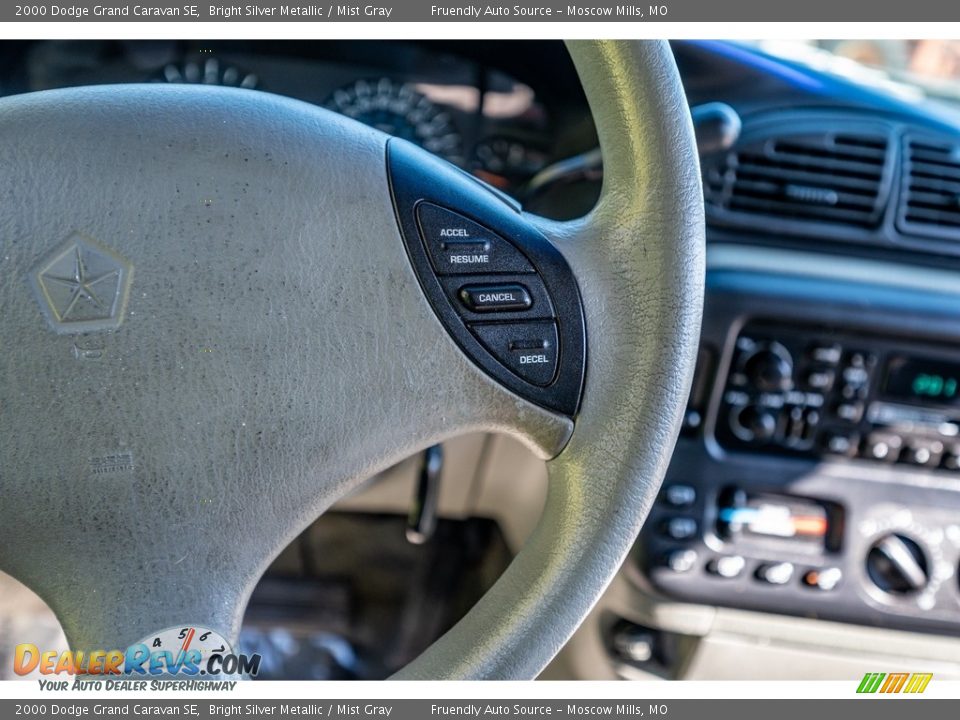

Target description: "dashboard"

left=616, top=40, right=960, bottom=678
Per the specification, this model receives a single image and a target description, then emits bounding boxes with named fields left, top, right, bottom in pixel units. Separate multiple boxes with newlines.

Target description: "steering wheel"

left=0, top=40, right=703, bottom=679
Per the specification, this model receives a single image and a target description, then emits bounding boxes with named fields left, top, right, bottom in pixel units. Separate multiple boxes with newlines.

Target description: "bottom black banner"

left=0, top=699, right=952, bottom=720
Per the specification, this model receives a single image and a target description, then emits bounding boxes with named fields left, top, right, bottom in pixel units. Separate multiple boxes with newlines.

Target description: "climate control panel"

left=640, top=464, right=960, bottom=635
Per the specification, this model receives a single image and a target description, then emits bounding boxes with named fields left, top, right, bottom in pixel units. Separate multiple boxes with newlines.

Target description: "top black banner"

left=4, top=0, right=958, bottom=21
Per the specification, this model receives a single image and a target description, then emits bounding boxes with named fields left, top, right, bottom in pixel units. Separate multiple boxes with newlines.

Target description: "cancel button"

left=458, top=283, right=533, bottom=313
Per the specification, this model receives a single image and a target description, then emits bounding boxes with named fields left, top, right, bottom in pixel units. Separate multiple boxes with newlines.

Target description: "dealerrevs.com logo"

left=14, top=626, right=260, bottom=682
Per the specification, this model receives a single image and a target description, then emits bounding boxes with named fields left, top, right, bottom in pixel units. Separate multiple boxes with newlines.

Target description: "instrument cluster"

left=11, top=40, right=580, bottom=202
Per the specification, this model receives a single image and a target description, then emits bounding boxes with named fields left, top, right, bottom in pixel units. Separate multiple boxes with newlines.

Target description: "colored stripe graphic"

left=857, top=672, right=932, bottom=694
left=904, top=673, right=933, bottom=694
left=857, top=673, right=885, bottom=693
left=880, top=673, right=910, bottom=693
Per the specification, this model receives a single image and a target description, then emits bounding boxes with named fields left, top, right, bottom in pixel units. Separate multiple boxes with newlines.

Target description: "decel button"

left=470, top=321, right=559, bottom=386
left=416, top=202, right=534, bottom=275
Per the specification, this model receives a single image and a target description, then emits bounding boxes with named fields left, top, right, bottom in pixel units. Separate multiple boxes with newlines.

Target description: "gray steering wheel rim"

left=0, top=39, right=703, bottom=680
left=394, top=39, right=705, bottom=679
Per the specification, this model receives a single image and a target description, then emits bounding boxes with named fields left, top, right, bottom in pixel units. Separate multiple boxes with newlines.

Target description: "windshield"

left=749, top=40, right=960, bottom=106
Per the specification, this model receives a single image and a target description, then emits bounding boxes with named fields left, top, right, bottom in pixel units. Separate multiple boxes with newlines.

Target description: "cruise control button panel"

left=388, top=138, right=586, bottom=416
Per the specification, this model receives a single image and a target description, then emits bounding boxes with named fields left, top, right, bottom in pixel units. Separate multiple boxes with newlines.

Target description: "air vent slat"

left=736, top=164, right=882, bottom=194
left=904, top=191, right=960, bottom=209
left=904, top=206, right=960, bottom=221
left=744, top=153, right=884, bottom=180
left=909, top=150, right=960, bottom=166
left=731, top=180, right=878, bottom=208
left=703, top=130, right=891, bottom=229
left=908, top=177, right=960, bottom=195
left=898, top=135, right=960, bottom=240
left=908, top=164, right=960, bottom=184
left=769, top=147, right=886, bottom=172
left=728, top=196, right=881, bottom=223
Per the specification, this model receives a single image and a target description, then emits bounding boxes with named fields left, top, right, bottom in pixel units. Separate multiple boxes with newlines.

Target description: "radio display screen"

left=883, top=355, right=960, bottom=406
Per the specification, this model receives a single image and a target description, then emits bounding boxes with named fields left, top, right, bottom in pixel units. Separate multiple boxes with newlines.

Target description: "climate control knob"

left=743, top=342, right=794, bottom=392
left=866, top=534, right=929, bottom=595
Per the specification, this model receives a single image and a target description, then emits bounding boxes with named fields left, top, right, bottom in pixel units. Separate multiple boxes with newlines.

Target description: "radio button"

left=810, top=343, right=842, bottom=365
left=846, top=351, right=877, bottom=369
left=823, top=430, right=859, bottom=457
left=804, top=367, right=836, bottom=392
left=840, top=383, right=869, bottom=401
left=841, top=366, right=870, bottom=387
left=664, top=484, right=697, bottom=508
left=841, top=352, right=877, bottom=396
left=662, top=517, right=698, bottom=541
left=835, top=401, right=865, bottom=423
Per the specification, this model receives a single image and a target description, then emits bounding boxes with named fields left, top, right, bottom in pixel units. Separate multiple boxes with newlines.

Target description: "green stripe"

left=857, top=672, right=885, bottom=693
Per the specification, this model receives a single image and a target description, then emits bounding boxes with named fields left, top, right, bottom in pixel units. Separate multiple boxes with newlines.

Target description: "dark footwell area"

left=240, top=513, right=512, bottom=679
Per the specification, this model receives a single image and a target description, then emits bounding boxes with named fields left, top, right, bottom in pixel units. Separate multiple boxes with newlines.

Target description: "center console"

left=716, top=324, right=960, bottom=468
left=637, top=246, right=960, bottom=636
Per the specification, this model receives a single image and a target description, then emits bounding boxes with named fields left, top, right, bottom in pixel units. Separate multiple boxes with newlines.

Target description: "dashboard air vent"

left=704, top=132, right=891, bottom=229
left=898, top=136, right=960, bottom=239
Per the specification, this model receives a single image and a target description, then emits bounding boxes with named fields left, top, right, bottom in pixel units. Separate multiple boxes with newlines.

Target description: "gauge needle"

left=180, top=627, right=196, bottom=655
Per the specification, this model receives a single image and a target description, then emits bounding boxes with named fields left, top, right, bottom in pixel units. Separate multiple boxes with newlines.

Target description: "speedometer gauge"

left=326, top=77, right=463, bottom=164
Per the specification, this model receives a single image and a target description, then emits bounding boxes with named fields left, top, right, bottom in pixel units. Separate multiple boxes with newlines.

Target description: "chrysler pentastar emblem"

left=30, top=232, right=133, bottom=334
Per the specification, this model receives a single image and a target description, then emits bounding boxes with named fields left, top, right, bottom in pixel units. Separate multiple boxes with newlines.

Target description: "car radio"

left=715, top=321, right=960, bottom=471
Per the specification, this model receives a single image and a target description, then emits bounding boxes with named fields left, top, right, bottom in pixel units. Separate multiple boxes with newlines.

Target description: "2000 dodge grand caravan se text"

left=4, top=39, right=960, bottom=680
